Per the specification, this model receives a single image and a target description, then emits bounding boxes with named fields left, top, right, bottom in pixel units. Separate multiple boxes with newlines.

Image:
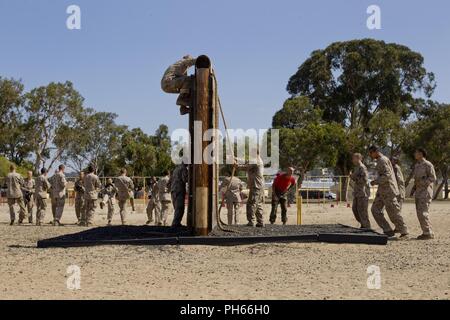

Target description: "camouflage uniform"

left=371, top=154, right=408, bottom=235
left=161, top=56, right=196, bottom=94
left=74, top=178, right=85, bottom=223
left=23, top=177, right=35, bottom=223
left=48, top=174, right=56, bottom=219
left=350, top=163, right=371, bottom=229
left=161, top=56, right=196, bottom=108
left=393, top=164, right=406, bottom=209
left=146, top=183, right=159, bottom=223
left=170, top=165, right=188, bottom=227
left=220, top=176, right=243, bottom=225
left=156, top=175, right=171, bottom=226
left=412, top=159, right=437, bottom=236
left=34, top=174, right=51, bottom=225
left=238, top=157, right=265, bottom=226
left=102, top=183, right=118, bottom=222
left=5, top=172, right=26, bottom=223
left=114, top=175, right=134, bottom=225
left=83, top=173, right=101, bottom=225
left=50, top=172, right=67, bottom=223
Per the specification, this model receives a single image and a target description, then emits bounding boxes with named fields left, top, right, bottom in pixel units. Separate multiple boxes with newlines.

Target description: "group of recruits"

left=216, top=146, right=438, bottom=241
left=160, top=55, right=438, bottom=238
left=350, top=146, right=437, bottom=240
left=4, top=163, right=189, bottom=227
left=2, top=145, right=438, bottom=238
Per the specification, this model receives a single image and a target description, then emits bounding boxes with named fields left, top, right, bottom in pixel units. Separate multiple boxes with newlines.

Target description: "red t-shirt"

left=273, top=174, right=296, bottom=193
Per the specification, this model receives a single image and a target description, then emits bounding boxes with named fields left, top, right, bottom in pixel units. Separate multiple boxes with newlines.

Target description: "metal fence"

left=2, top=174, right=443, bottom=207
left=0, top=175, right=356, bottom=206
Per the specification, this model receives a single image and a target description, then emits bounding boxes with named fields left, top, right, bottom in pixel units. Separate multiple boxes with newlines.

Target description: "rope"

left=211, top=71, right=238, bottom=233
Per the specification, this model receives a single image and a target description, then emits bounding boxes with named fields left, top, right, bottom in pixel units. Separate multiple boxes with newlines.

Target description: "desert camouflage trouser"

left=52, top=197, right=66, bottom=222
left=270, top=192, right=288, bottom=224
left=24, top=196, right=34, bottom=221
left=105, top=197, right=116, bottom=221
left=157, top=201, right=170, bottom=226
left=161, top=75, right=191, bottom=94
left=82, top=199, right=97, bottom=224
left=146, top=199, right=156, bottom=222
left=35, top=197, right=47, bottom=224
left=129, top=197, right=135, bottom=212
left=415, top=198, right=433, bottom=236
left=371, top=193, right=408, bottom=235
left=75, top=196, right=85, bottom=221
left=8, top=198, right=26, bottom=222
left=118, top=199, right=128, bottom=224
left=171, top=192, right=186, bottom=227
left=247, top=190, right=264, bottom=225
left=51, top=197, right=56, bottom=219
left=226, top=202, right=240, bottom=225
left=352, top=196, right=371, bottom=229
left=398, top=196, right=405, bottom=212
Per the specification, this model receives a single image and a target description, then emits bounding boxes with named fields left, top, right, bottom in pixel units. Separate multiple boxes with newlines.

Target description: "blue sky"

left=1, top=0, right=449, bottom=136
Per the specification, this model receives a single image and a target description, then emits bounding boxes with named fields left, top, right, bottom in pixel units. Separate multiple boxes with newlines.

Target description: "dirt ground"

left=0, top=200, right=449, bottom=300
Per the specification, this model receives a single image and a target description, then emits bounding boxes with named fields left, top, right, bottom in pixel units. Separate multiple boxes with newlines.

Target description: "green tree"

left=115, top=128, right=158, bottom=177
left=402, top=102, right=450, bottom=199
left=59, top=109, right=126, bottom=174
left=0, top=77, right=32, bottom=164
left=286, top=39, right=436, bottom=176
left=152, top=124, right=173, bottom=175
left=24, top=81, right=84, bottom=173
left=272, top=96, right=345, bottom=181
left=367, top=109, right=405, bottom=156
left=287, top=39, right=435, bottom=128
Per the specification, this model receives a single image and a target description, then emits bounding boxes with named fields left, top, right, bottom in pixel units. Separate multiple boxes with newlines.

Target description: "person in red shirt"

left=270, top=167, right=296, bottom=225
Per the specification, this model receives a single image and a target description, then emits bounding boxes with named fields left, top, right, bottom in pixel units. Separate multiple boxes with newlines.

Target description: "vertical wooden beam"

left=193, top=55, right=212, bottom=236
left=187, top=98, right=195, bottom=229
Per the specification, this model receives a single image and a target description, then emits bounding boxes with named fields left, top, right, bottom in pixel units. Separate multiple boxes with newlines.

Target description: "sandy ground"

left=0, top=200, right=449, bottom=300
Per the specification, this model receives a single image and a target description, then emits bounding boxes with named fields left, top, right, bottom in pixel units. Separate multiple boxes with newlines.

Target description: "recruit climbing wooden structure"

left=187, top=55, right=219, bottom=235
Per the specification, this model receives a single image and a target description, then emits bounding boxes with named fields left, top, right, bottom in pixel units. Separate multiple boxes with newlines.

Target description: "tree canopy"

left=275, top=39, right=448, bottom=198
left=0, top=78, right=173, bottom=177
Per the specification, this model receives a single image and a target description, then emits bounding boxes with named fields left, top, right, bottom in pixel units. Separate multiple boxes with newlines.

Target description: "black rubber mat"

left=37, top=224, right=387, bottom=248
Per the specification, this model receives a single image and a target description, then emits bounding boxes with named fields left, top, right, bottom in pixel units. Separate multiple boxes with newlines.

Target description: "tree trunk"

left=433, top=181, right=444, bottom=200
left=433, top=166, right=448, bottom=200
left=33, top=154, right=42, bottom=175
left=443, top=168, right=449, bottom=199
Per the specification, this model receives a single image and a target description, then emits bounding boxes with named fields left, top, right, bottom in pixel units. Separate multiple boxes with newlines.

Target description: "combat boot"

left=399, top=233, right=409, bottom=240
left=384, top=230, right=395, bottom=237
left=417, top=234, right=435, bottom=240
left=179, top=106, right=191, bottom=115
left=176, top=92, right=192, bottom=106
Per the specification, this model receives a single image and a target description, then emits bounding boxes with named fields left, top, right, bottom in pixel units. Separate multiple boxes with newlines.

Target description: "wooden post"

left=187, top=105, right=194, bottom=229
left=191, top=55, right=216, bottom=236
left=186, top=55, right=218, bottom=235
